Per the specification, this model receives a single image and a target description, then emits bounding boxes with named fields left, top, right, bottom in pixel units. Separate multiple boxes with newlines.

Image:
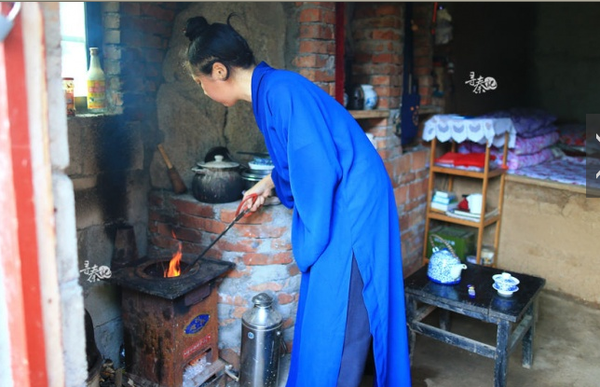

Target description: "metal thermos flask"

left=239, top=293, right=284, bottom=387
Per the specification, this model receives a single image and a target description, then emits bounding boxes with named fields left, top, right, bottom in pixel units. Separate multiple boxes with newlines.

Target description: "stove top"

left=109, top=256, right=234, bottom=300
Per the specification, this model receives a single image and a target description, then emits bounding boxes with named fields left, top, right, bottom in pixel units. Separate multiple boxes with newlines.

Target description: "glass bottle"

left=87, top=47, right=106, bottom=112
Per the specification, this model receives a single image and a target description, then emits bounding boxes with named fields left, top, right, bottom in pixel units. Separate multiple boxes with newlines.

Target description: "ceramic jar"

left=361, top=84, right=378, bottom=110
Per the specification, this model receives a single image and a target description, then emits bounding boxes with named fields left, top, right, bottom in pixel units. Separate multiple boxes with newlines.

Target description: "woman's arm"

left=242, top=173, right=275, bottom=212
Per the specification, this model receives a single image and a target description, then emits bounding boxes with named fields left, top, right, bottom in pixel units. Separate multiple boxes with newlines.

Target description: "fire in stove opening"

left=165, top=231, right=182, bottom=278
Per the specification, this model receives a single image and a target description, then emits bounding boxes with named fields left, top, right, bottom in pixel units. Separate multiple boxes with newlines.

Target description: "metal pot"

left=192, top=155, right=245, bottom=203
left=241, top=168, right=271, bottom=191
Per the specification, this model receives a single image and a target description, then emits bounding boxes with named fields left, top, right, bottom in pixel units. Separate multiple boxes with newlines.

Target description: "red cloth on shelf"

left=434, top=152, right=496, bottom=169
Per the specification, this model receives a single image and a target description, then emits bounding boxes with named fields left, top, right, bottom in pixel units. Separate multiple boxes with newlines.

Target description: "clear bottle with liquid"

left=87, top=47, right=106, bottom=112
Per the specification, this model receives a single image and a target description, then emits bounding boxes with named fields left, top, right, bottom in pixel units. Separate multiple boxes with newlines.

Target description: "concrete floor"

left=274, top=291, right=600, bottom=387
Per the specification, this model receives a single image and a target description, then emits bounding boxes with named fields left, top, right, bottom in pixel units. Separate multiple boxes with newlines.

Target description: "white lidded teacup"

left=492, top=272, right=520, bottom=295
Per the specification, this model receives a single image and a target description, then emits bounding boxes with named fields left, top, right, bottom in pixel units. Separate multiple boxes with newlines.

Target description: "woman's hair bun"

left=184, top=16, right=210, bottom=42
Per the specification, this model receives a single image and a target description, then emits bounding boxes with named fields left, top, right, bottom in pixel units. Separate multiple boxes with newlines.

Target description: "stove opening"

left=141, top=260, right=192, bottom=278
left=183, top=347, right=215, bottom=387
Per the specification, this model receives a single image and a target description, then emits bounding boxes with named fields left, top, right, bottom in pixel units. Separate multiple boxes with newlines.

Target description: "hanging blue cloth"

left=251, top=62, right=411, bottom=387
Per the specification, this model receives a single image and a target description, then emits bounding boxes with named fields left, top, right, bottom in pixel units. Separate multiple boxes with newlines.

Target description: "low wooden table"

left=404, top=263, right=545, bottom=387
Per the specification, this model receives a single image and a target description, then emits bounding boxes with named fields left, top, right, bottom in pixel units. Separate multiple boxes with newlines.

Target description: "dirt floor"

left=100, top=290, right=599, bottom=387
left=358, top=290, right=600, bottom=387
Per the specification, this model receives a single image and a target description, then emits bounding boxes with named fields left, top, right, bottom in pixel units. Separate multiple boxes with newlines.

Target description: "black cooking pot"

left=191, top=155, right=245, bottom=203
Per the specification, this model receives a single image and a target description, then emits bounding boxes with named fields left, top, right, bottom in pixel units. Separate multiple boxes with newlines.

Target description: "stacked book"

left=446, top=208, right=499, bottom=221
left=430, top=191, right=458, bottom=212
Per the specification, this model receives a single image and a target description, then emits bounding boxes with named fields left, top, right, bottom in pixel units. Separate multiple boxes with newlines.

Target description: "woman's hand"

left=242, top=174, right=275, bottom=212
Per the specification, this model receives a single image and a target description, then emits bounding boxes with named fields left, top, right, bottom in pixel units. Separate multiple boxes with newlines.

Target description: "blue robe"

left=251, top=62, right=411, bottom=387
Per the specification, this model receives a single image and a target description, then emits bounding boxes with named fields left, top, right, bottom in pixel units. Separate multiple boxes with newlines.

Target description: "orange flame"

left=164, top=231, right=182, bottom=278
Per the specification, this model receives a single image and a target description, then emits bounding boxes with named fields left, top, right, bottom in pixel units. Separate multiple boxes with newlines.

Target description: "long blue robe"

left=251, top=62, right=411, bottom=387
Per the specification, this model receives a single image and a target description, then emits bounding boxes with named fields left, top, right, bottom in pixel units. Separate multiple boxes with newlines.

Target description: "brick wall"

left=147, top=191, right=298, bottom=368
left=293, top=2, right=337, bottom=95
left=102, top=1, right=182, bottom=120
left=413, top=3, right=435, bottom=107
left=351, top=2, right=403, bottom=110
left=289, top=2, right=432, bottom=273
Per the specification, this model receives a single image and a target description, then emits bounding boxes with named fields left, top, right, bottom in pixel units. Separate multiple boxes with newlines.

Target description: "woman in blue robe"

left=183, top=15, right=412, bottom=387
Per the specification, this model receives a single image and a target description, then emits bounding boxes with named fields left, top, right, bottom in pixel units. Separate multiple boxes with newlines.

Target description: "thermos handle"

left=279, top=331, right=287, bottom=358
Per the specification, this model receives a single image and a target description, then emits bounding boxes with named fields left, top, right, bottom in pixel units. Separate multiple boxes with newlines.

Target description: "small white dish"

left=493, top=282, right=519, bottom=297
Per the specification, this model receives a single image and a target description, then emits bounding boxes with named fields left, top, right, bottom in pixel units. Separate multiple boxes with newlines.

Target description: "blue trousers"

left=337, top=256, right=373, bottom=387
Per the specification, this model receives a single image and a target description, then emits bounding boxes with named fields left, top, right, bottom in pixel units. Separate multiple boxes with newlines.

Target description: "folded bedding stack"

left=457, top=108, right=563, bottom=170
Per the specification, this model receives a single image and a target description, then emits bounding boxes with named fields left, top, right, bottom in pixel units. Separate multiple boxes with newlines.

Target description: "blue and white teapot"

left=427, top=234, right=467, bottom=285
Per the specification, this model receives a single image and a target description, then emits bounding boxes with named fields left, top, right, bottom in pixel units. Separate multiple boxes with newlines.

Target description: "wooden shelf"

left=418, top=105, right=443, bottom=115
left=427, top=209, right=501, bottom=228
left=430, top=165, right=507, bottom=179
left=423, top=135, right=509, bottom=267
left=349, top=109, right=391, bottom=119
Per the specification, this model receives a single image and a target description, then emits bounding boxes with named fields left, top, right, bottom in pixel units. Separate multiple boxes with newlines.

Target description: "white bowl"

left=493, top=282, right=519, bottom=297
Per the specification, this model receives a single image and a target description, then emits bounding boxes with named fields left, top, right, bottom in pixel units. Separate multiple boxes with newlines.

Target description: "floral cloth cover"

left=422, top=114, right=516, bottom=148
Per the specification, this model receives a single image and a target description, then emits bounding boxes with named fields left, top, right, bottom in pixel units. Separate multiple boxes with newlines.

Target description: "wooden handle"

left=157, top=144, right=173, bottom=169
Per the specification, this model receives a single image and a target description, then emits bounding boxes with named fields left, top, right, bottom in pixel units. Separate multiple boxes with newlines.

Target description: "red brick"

left=375, top=4, right=402, bottom=16
left=219, top=294, right=247, bottom=306
left=414, top=56, right=432, bottom=68
left=299, top=40, right=334, bottom=55
left=225, top=266, right=253, bottom=279
left=243, top=252, right=294, bottom=266
left=218, top=238, right=263, bottom=253
left=398, top=213, right=409, bottom=231
left=299, top=24, right=334, bottom=40
left=140, top=3, right=175, bottom=21
left=155, top=221, right=175, bottom=238
left=372, top=29, right=401, bottom=41
left=220, top=207, right=273, bottom=224
left=394, top=183, right=409, bottom=206
left=171, top=197, right=215, bottom=218
left=420, top=96, right=433, bottom=106
left=418, top=86, right=431, bottom=97
left=249, top=282, right=284, bottom=293
left=278, top=292, right=299, bottom=305
left=180, top=241, right=203, bottom=255
left=369, top=16, right=402, bottom=29
left=408, top=180, right=425, bottom=203
left=293, top=54, right=329, bottom=69
left=372, top=53, right=402, bottom=64
left=178, top=214, right=226, bottom=234
left=288, top=265, right=300, bottom=277
left=120, top=2, right=140, bottom=16
left=414, top=66, right=431, bottom=76
left=148, top=210, right=169, bottom=223
left=232, top=306, right=247, bottom=319
left=410, top=149, right=428, bottom=171
left=270, top=238, right=292, bottom=251
left=235, top=224, right=288, bottom=239
left=172, top=226, right=202, bottom=243
left=150, top=234, right=177, bottom=250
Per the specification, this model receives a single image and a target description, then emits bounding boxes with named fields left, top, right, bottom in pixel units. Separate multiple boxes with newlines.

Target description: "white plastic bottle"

left=87, top=47, right=106, bottom=112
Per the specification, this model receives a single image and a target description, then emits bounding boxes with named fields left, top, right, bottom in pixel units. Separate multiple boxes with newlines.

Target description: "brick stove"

left=110, top=257, right=234, bottom=387
left=146, top=190, right=300, bottom=369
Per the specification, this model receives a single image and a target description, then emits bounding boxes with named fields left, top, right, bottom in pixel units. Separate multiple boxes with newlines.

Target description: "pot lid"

left=197, top=155, right=239, bottom=169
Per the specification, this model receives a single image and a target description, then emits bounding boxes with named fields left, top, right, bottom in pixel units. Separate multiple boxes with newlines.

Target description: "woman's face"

left=192, top=64, right=237, bottom=107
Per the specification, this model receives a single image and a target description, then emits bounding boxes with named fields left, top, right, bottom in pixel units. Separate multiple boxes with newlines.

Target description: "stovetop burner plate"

left=109, top=257, right=235, bottom=300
